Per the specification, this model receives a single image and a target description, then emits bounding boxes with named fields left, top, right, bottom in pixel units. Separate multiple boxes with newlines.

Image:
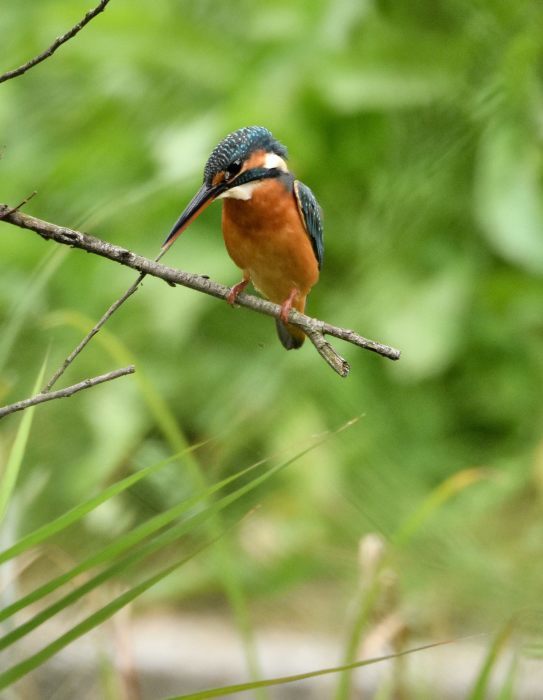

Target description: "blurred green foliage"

left=1, top=0, right=543, bottom=656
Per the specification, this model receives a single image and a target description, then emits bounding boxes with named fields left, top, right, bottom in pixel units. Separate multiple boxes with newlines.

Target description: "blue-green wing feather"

left=293, top=180, right=324, bottom=269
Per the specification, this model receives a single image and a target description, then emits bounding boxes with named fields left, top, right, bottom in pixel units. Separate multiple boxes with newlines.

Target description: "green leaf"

left=468, top=622, right=514, bottom=700
left=0, top=433, right=326, bottom=652
left=496, top=653, right=518, bottom=700
left=0, top=432, right=329, bottom=688
left=0, top=450, right=263, bottom=624
left=0, top=492, right=232, bottom=651
left=393, top=467, right=493, bottom=547
left=0, top=441, right=206, bottom=566
left=0, top=536, right=217, bottom=690
left=166, top=640, right=453, bottom=699
left=0, top=356, right=47, bottom=524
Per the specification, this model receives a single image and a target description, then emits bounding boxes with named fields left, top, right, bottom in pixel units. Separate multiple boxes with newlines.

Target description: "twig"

left=0, top=0, right=111, bottom=84
left=0, top=191, right=37, bottom=220
left=43, top=272, right=145, bottom=392
left=0, top=366, right=135, bottom=420
left=0, top=205, right=401, bottom=376
left=305, top=328, right=350, bottom=377
left=42, top=232, right=176, bottom=392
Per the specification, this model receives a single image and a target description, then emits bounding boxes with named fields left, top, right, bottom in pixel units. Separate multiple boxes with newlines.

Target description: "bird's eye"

left=225, top=159, right=242, bottom=180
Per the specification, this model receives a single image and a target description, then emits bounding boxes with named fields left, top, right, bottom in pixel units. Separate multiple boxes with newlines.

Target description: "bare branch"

left=0, top=191, right=37, bottom=220
left=0, top=0, right=111, bottom=84
left=43, top=273, right=145, bottom=392
left=0, top=366, right=135, bottom=420
left=0, top=205, right=401, bottom=376
left=305, top=327, right=350, bottom=378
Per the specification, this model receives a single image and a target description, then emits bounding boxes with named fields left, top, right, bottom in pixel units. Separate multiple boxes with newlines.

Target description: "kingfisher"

left=163, top=126, right=324, bottom=350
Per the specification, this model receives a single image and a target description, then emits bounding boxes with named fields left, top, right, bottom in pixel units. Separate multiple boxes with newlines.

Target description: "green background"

left=1, top=0, right=543, bottom=687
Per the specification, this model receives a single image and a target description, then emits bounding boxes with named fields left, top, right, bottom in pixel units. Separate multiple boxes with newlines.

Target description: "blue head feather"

left=203, top=126, right=288, bottom=184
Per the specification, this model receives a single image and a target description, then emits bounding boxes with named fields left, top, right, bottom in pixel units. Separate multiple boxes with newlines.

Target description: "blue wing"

left=293, top=180, right=324, bottom=269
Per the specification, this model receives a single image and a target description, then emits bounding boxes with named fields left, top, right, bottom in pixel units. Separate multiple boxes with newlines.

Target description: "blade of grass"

left=335, top=467, right=492, bottom=700
left=166, top=639, right=456, bottom=699
left=44, top=310, right=191, bottom=453
left=334, top=562, right=384, bottom=700
left=0, top=357, right=47, bottom=524
left=0, top=532, right=224, bottom=690
left=0, top=444, right=305, bottom=648
left=496, top=651, right=518, bottom=700
left=0, top=431, right=326, bottom=633
left=2, top=413, right=344, bottom=689
left=0, top=440, right=208, bottom=566
left=467, top=621, right=515, bottom=700
left=0, top=452, right=267, bottom=623
left=0, top=489, right=237, bottom=650
left=392, top=467, right=492, bottom=547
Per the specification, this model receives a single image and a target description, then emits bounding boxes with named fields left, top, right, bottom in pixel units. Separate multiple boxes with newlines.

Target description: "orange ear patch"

left=242, top=149, right=266, bottom=171
left=212, top=172, right=226, bottom=186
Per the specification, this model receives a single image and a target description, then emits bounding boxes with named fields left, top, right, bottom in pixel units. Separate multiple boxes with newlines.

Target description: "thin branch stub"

left=0, top=365, right=135, bottom=420
left=0, top=0, right=111, bottom=84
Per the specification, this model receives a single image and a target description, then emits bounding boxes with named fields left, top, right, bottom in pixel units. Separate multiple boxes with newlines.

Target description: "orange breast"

left=221, top=179, right=319, bottom=307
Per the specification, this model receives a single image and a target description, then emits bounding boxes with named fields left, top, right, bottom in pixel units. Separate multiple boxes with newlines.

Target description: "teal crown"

left=203, top=126, right=288, bottom=184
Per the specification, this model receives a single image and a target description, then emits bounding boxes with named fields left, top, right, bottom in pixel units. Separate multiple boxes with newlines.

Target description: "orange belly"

left=221, top=179, right=319, bottom=310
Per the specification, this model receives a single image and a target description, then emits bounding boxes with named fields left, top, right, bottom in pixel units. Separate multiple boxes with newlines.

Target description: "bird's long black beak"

left=162, top=181, right=225, bottom=250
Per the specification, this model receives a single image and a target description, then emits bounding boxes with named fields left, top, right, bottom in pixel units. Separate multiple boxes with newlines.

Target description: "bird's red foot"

left=280, top=288, right=299, bottom=324
left=227, top=278, right=250, bottom=305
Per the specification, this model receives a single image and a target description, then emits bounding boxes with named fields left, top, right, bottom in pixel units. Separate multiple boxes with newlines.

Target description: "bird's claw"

left=279, top=288, right=298, bottom=324
left=280, top=303, right=291, bottom=324
left=227, top=279, right=249, bottom=306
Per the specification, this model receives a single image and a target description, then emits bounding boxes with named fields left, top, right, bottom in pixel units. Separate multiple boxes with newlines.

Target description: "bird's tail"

left=275, top=319, right=305, bottom=349
left=275, top=296, right=306, bottom=350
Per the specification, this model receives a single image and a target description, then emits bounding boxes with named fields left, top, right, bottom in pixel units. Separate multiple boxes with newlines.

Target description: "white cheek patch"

left=218, top=182, right=260, bottom=201
left=263, top=152, right=288, bottom=172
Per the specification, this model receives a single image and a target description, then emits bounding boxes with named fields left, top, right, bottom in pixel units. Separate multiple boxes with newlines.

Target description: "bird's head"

left=163, top=126, right=289, bottom=249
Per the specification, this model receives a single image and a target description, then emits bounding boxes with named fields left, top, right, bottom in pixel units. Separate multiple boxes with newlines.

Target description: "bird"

left=163, top=125, right=324, bottom=350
